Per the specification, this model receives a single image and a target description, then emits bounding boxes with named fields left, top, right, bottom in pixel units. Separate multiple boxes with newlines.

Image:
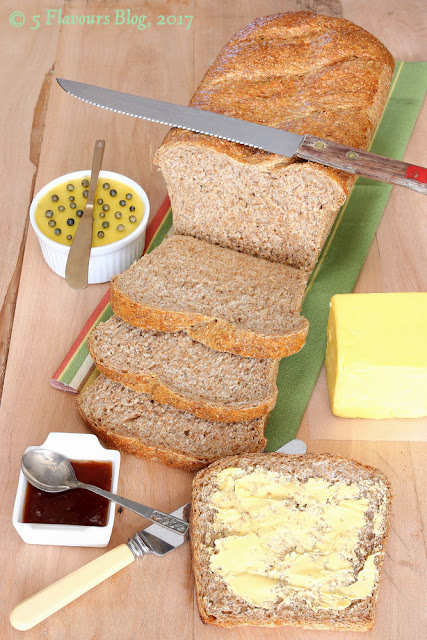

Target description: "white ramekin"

left=13, top=432, right=121, bottom=547
left=29, top=170, right=150, bottom=284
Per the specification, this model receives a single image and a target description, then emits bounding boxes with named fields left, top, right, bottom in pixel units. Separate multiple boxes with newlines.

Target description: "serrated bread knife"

left=10, top=439, right=307, bottom=631
left=56, top=78, right=426, bottom=194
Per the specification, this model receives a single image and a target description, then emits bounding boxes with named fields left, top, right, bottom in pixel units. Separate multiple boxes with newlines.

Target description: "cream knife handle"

left=65, top=139, right=105, bottom=289
left=10, top=543, right=134, bottom=631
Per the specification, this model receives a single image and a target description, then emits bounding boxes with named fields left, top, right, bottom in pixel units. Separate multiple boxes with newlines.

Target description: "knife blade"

left=57, top=78, right=427, bottom=194
left=9, top=439, right=306, bottom=631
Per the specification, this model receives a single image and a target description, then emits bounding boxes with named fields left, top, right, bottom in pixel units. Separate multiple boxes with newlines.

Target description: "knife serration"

left=56, top=78, right=304, bottom=159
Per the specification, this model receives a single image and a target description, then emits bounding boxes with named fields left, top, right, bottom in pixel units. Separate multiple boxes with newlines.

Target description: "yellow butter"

left=209, top=468, right=382, bottom=611
left=35, top=177, right=143, bottom=247
left=325, top=293, right=427, bottom=419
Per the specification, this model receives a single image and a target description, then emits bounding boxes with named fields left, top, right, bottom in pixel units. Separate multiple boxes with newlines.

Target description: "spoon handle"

left=78, top=482, right=189, bottom=535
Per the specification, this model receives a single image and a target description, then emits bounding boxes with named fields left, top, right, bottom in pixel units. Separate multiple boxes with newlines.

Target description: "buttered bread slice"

left=191, top=453, right=391, bottom=630
left=110, top=235, right=309, bottom=359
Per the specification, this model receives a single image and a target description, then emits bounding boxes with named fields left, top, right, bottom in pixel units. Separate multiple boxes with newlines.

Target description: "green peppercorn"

left=97, top=198, right=103, bottom=205
left=102, top=204, right=110, bottom=212
left=126, top=193, right=132, bottom=200
left=67, top=218, right=75, bottom=226
left=76, top=210, right=83, bottom=217
left=129, top=206, right=135, bottom=212
left=115, top=211, right=122, bottom=219
left=83, top=190, right=89, bottom=198
left=103, top=183, right=110, bottom=190
left=81, top=179, right=89, bottom=187
left=54, top=228, right=62, bottom=235
left=45, top=210, right=54, bottom=218
left=58, top=205, right=65, bottom=212
left=97, top=230, right=104, bottom=238
left=51, top=194, right=59, bottom=202
left=69, top=195, right=75, bottom=201
left=48, top=219, right=56, bottom=227
left=99, top=212, right=106, bottom=218
left=67, top=184, right=74, bottom=191
left=119, top=200, right=126, bottom=207
left=70, top=202, right=76, bottom=209
left=129, top=215, right=137, bottom=223
left=109, top=189, right=117, bottom=197
left=102, top=221, right=109, bottom=228
left=117, top=224, right=125, bottom=232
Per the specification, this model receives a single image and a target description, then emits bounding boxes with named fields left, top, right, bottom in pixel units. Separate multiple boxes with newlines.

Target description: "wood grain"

left=299, top=134, right=427, bottom=194
left=0, top=1, right=426, bottom=639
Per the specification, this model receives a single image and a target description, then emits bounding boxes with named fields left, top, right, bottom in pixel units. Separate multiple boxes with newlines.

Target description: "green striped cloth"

left=52, top=61, right=427, bottom=450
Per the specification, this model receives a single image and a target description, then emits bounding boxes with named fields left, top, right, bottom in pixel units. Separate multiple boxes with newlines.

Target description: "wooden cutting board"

left=0, top=1, right=425, bottom=639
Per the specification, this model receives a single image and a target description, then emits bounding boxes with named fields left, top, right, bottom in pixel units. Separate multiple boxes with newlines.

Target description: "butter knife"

left=57, top=78, right=427, bottom=194
left=65, top=139, right=105, bottom=289
left=10, top=439, right=306, bottom=631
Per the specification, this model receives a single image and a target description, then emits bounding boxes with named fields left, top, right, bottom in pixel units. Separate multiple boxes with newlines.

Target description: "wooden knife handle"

left=10, top=544, right=135, bottom=631
left=298, top=134, right=427, bottom=194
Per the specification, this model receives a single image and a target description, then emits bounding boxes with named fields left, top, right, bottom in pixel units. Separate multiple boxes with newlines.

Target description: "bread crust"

left=88, top=330, right=279, bottom=423
left=190, top=453, right=392, bottom=630
left=156, top=11, right=394, bottom=188
left=110, top=282, right=309, bottom=360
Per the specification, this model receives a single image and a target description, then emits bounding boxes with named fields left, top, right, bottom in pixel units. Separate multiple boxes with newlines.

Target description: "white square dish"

left=13, top=432, right=120, bottom=547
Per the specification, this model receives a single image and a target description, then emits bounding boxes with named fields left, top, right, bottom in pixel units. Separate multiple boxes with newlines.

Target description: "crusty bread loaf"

left=89, top=315, right=279, bottom=423
left=77, top=375, right=267, bottom=471
left=155, top=12, right=394, bottom=272
left=191, top=453, right=392, bottom=630
left=110, top=235, right=309, bottom=359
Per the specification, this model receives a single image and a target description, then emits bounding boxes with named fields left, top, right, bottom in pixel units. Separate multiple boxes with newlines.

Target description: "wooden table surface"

left=0, top=1, right=426, bottom=639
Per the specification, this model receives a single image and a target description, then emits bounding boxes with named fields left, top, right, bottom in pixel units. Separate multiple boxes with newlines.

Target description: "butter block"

left=325, top=293, right=427, bottom=419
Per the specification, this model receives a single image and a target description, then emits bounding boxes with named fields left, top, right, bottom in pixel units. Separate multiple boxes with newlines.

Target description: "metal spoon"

left=21, top=449, right=188, bottom=535
left=65, top=139, right=105, bottom=289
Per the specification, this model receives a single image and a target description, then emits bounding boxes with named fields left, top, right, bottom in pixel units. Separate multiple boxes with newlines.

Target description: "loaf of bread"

left=191, top=453, right=392, bottom=630
left=155, top=12, right=394, bottom=272
left=110, top=235, right=309, bottom=359
left=89, top=315, right=279, bottom=423
left=77, top=375, right=268, bottom=471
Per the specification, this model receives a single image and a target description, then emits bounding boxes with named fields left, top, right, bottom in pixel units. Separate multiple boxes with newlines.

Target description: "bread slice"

left=191, top=453, right=392, bottom=630
left=89, top=315, right=279, bottom=423
left=154, top=12, right=394, bottom=272
left=77, top=375, right=267, bottom=471
left=110, top=235, right=309, bottom=359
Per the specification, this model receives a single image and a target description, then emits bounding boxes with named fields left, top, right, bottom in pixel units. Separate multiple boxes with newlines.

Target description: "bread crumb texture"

left=155, top=12, right=394, bottom=271
left=77, top=376, right=267, bottom=471
left=89, top=315, right=279, bottom=423
left=110, top=235, right=309, bottom=359
left=191, top=453, right=392, bottom=629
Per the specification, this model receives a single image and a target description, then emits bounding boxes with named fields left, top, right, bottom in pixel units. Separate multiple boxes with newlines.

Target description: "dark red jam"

left=23, top=459, right=112, bottom=527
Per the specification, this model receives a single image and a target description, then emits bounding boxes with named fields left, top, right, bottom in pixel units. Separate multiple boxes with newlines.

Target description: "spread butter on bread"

left=191, top=453, right=392, bottom=630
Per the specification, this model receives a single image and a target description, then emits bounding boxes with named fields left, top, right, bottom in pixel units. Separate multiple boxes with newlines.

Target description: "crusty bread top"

left=155, top=11, right=394, bottom=195
left=111, top=235, right=308, bottom=337
left=191, top=453, right=392, bottom=629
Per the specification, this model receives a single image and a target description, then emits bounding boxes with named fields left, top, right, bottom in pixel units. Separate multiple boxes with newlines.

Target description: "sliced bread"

left=77, top=375, right=267, bottom=471
left=110, top=235, right=309, bottom=359
left=191, top=453, right=392, bottom=630
left=154, top=12, right=394, bottom=272
left=89, top=315, right=279, bottom=423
